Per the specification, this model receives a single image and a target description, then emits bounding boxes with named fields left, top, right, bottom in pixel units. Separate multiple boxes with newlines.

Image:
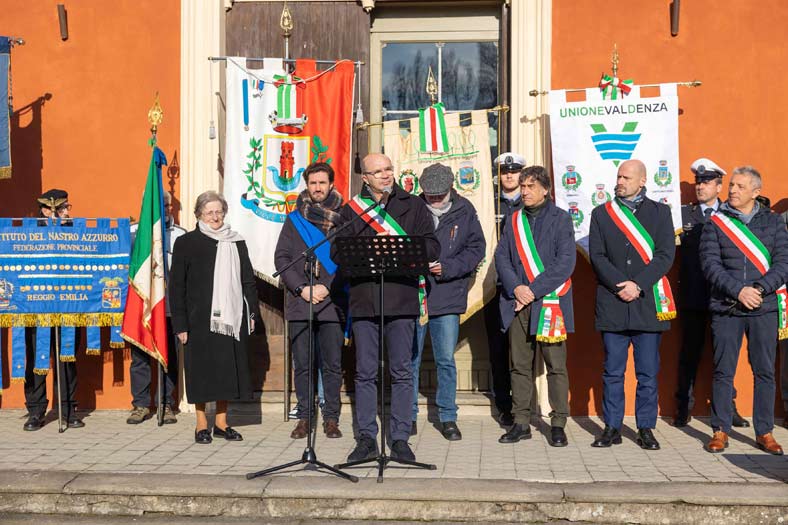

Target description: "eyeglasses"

left=363, top=166, right=394, bottom=178
left=201, top=210, right=225, bottom=218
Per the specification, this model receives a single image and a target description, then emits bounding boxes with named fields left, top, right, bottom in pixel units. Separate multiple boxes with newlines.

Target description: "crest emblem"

left=590, top=122, right=641, bottom=167
left=568, top=201, right=584, bottom=228
left=398, top=169, right=419, bottom=194
left=591, top=183, right=612, bottom=206
left=100, top=277, right=123, bottom=309
left=0, top=278, right=14, bottom=310
left=454, top=161, right=480, bottom=195
left=561, top=165, right=582, bottom=192
left=653, top=160, right=672, bottom=187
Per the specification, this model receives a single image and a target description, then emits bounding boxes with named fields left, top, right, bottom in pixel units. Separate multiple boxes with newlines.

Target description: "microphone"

left=379, top=190, right=391, bottom=208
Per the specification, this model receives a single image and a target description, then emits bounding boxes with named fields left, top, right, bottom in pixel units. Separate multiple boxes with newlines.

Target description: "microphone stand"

left=246, top=192, right=386, bottom=483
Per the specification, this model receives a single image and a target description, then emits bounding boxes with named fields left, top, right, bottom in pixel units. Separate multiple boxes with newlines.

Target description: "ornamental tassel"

left=110, top=324, right=125, bottom=349
left=33, top=327, right=51, bottom=375
left=59, top=326, right=76, bottom=362
left=10, top=327, right=26, bottom=384
left=86, top=326, right=101, bottom=356
left=418, top=276, right=429, bottom=326
left=536, top=302, right=568, bottom=344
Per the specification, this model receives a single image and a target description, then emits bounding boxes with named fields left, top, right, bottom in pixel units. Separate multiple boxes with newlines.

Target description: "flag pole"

left=54, top=326, right=64, bottom=433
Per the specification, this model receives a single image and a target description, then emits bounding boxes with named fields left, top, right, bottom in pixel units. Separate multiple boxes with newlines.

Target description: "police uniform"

left=484, top=152, right=525, bottom=424
left=673, top=159, right=748, bottom=428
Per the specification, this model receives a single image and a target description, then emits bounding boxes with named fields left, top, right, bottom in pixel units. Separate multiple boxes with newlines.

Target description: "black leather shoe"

left=498, top=424, right=531, bottom=443
left=637, top=428, right=660, bottom=450
left=67, top=417, right=85, bottom=429
left=673, top=407, right=691, bottom=427
left=498, top=411, right=514, bottom=427
left=550, top=426, right=568, bottom=447
left=441, top=421, right=462, bottom=441
left=731, top=404, right=750, bottom=428
left=23, top=413, right=44, bottom=431
left=390, top=439, right=416, bottom=461
left=214, top=426, right=243, bottom=441
left=347, top=436, right=378, bottom=462
left=410, top=421, right=418, bottom=436
left=195, top=429, right=213, bottom=444
left=591, top=425, right=622, bottom=447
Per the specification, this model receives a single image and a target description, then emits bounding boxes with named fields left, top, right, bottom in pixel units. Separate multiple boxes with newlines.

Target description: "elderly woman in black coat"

left=170, top=191, right=258, bottom=444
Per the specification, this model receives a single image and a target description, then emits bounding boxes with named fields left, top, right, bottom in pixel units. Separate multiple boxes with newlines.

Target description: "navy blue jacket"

left=699, top=204, right=788, bottom=316
left=333, top=184, right=440, bottom=317
left=421, top=191, right=486, bottom=316
left=589, top=197, right=675, bottom=332
left=495, top=200, right=576, bottom=334
left=678, top=201, right=718, bottom=311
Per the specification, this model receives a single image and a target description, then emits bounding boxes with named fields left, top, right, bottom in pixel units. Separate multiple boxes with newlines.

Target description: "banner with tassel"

left=86, top=326, right=101, bottom=356
left=33, top=328, right=50, bottom=375
left=10, top=327, right=25, bottom=384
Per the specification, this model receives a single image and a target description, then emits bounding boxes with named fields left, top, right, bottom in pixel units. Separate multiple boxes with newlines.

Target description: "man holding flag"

left=700, top=166, right=788, bottom=455
left=275, top=162, right=346, bottom=440
left=589, top=159, right=676, bottom=450
left=121, top=147, right=173, bottom=421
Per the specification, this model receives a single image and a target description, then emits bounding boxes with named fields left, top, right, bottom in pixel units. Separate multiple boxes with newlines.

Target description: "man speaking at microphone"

left=335, top=153, right=440, bottom=463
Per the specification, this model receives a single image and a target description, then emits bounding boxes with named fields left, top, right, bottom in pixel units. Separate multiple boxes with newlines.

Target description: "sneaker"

left=162, top=405, right=177, bottom=425
left=390, top=439, right=416, bottom=461
left=126, top=406, right=150, bottom=425
left=347, top=436, right=378, bottom=462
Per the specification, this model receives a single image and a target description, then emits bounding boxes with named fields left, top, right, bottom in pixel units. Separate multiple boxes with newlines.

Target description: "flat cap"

left=419, top=163, right=454, bottom=196
left=690, top=158, right=726, bottom=181
left=494, top=152, right=526, bottom=173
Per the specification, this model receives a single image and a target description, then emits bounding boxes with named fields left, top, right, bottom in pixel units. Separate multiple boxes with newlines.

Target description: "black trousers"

left=130, top=318, right=179, bottom=408
left=24, top=327, right=78, bottom=417
left=483, top=288, right=512, bottom=413
left=674, top=309, right=736, bottom=412
left=290, top=320, right=343, bottom=421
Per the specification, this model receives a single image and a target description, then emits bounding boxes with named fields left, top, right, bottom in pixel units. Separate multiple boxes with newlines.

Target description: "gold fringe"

left=536, top=334, right=567, bottom=343
left=33, top=368, right=49, bottom=376
left=0, top=166, right=11, bottom=180
left=779, top=327, right=788, bottom=341
left=109, top=342, right=126, bottom=349
left=60, top=355, right=76, bottom=362
left=657, top=311, right=677, bottom=321
left=10, top=377, right=25, bottom=384
left=0, top=312, right=124, bottom=328
left=85, top=349, right=101, bottom=356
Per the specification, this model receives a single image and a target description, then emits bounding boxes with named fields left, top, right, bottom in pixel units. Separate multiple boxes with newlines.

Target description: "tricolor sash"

left=604, top=200, right=677, bottom=321
left=418, top=102, right=449, bottom=153
left=348, top=195, right=428, bottom=324
left=511, top=210, right=572, bottom=342
left=711, top=212, right=788, bottom=340
left=289, top=210, right=338, bottom=276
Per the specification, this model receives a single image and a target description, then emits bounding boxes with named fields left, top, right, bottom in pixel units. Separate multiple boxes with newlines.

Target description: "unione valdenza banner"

left=549, top=84, right=681, bottom=253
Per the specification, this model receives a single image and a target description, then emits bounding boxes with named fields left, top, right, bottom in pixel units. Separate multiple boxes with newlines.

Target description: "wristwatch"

left=294, top=285, right=306, bottom=296
left=753, top=283, right=765, bottom=295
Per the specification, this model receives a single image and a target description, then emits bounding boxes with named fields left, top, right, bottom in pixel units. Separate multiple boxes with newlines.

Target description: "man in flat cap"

left=673, top=158, right=749, bottom=428
left=484, top=152, right=526, bottom=427
left=410, top=163, right=485, bottom=441
left=700, top=165, right=788, bottom=455
left=23, top=189, right=82, bottom=431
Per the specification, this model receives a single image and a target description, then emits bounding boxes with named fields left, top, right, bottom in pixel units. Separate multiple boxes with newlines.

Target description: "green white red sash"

left=511, top=210, right=572, bottom=342
left=348, top=194, right=429, bottom=325
left=604, top=200, right=677, bottom=321
left=710, top=212, right=788, bottom=340
left=418, top=102, right=449, bottom=153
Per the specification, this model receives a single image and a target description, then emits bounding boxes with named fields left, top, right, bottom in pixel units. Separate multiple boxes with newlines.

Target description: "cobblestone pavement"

left=0, top=408, right=786, bottom=483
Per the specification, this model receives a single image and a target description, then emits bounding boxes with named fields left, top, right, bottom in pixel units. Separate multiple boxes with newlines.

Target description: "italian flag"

left=418, top=102, right=449, bottom=153
left=121, top=148, right=169, bottom=369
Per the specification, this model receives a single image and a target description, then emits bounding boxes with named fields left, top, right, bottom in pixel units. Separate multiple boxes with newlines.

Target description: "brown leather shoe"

left=290, top=419, right=309, bottom=439
left=323, top=419, right=342, bottom=438
left=756, top=433, right=784, bottom=455
left=705, top=431, right=729, bottom=453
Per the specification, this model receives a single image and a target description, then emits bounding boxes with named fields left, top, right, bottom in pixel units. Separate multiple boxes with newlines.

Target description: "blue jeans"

left=602, top=331, right=662, bottom=430
left=411, top=314, right=460, bottom=423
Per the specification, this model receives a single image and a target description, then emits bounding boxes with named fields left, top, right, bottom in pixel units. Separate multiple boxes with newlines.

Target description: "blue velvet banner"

left=0, top=36, right=10, bottom=180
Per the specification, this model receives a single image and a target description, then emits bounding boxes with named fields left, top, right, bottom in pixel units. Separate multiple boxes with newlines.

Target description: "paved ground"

left=0, top=407, right=786, bottom=483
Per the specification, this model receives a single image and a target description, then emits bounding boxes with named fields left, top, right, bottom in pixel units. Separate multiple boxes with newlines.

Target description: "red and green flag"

left=121, top=147, right=169, bottom=369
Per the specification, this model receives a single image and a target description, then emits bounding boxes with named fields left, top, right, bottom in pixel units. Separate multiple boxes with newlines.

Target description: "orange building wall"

left=553, top=0, right=788, bottom=417
left=0, top=0, right=180, bottom=409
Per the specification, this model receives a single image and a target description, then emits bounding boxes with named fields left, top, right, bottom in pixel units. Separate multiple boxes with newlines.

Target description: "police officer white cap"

left=690, top=157, right=726, bottom=180
left=493, top=152, right=526, bottom=173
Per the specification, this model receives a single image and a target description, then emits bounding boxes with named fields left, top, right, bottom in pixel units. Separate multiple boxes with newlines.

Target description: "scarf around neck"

left=617, top=187, right=647, bottom=210
left=720, top=200, right=760, bottom=225
left=296, top=187, right=344, bottom=234
left=426, top=193, right=453, bottom=227
left=198, top=220, right=245, bottom=341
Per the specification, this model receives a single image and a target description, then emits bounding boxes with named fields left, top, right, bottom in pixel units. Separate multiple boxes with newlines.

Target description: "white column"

left=178, top=0, right=225, bottom=413
left=510, top=0, right=553, bottom=417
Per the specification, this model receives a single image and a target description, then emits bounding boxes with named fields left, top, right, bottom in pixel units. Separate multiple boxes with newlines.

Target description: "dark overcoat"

left=169, top=229, right=257, bottom=403
left=495, top=200, right=577, bottom=334
left=678, top=202, right=716, bottom=311
left=333, top=184, right=440, bottom=317
left=699, top=204, right=788, bottom=316
left=589, top=197, right=675, bottom=332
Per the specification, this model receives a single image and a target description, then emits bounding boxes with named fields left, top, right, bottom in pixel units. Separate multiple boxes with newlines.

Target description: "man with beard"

left=275, top=162, right=346, bottom=440
left=335, top=153, right=440, bottom=463
left=589, top=159, right=676, bottom=450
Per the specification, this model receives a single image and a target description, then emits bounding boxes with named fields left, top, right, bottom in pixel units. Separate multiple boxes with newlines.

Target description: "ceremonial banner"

left=224, top=57, right=355, bottom=282
left=549, top=84, right=681, bottom=253
left=383, top=110, right=496, bottom=321
left=0, top=37, right=11, bottom=179
left=0, top=218, right=131, bottom=326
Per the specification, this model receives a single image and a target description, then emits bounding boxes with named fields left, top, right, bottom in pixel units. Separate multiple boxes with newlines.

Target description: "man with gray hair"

left=700, top=166, right=788, bottom=455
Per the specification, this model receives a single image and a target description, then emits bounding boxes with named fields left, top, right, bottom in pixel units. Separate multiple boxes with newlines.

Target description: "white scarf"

left=198, top=220, right=245, bottom=341
left=426, top=193, right=453, bottom=228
